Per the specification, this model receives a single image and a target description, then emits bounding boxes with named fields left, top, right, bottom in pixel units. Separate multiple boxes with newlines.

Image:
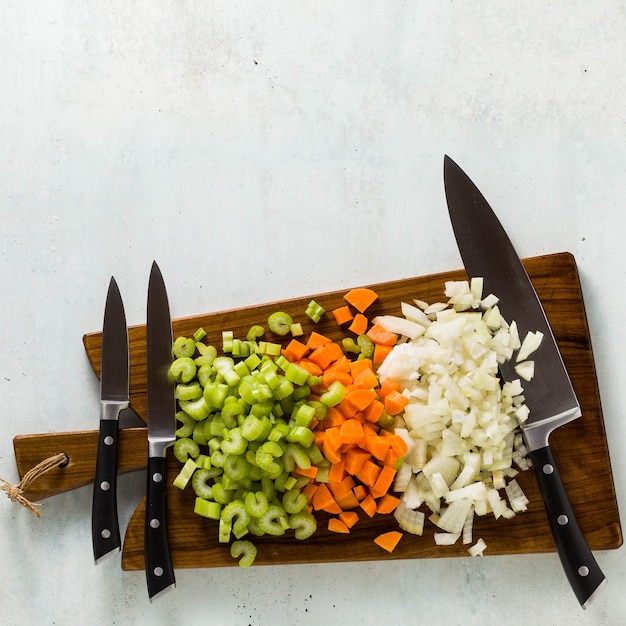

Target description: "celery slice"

left=267, top=311, right=293, bottom=336
left=230, top=540, right=257, bottom=568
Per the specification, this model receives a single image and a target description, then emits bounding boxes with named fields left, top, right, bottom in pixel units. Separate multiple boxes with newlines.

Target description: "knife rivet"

left=104, top=435, right=114, bottom=446
left=578, top=566, right=590, bottom=577
left=101, top=529, right=111, bottom=539
left=557, top=514, right=568, bottom=526
left=150, top=518, right=160, bottom=529
left=154, top=567, right=164, bottom=577
left=153, top=472, right=163, bottom=483
left=100, top=481, right=110, bottom=491
left=542, top=464, right=554, bottom=475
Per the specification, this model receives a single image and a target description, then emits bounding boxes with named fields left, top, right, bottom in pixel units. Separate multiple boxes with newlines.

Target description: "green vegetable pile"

left=169, top=325, right=329, bottom=567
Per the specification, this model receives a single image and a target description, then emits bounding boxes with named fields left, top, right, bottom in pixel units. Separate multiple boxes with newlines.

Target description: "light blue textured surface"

left=1, top=3, right=623, bottom=624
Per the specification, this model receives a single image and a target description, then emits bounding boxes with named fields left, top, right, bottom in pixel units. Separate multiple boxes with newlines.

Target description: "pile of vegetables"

left=169, top=280, right=541, bottom=566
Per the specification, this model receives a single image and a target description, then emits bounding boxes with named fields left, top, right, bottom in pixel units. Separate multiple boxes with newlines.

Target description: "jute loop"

left=0, top=452, right=69, bottom=517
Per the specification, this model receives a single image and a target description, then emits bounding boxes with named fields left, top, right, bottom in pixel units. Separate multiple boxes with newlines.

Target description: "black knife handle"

left=91, top=419, right=121, bottom=563
left=529, top=445, right=605, bottom=607
left=145, top=455, right=175, bottom=601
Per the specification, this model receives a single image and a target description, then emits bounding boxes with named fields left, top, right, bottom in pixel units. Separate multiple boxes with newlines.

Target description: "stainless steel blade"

left=145, top=261, right=176, bottom=600
left=146, top=261, right=176, bottom=455
left=443, top=155, right=579, bottom=451
left=92, top=276, right=129, bottom=563
left=101, top=277, right=130, bottom=405
left=443, top=155, right=605, bottom=608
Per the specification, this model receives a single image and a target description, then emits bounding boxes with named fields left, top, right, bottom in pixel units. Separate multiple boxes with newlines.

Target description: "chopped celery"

left=179, top=396, right=211, bottom=421
left=222, top=500, right=251, bottom=538
left=282, top=488, right=307, bottom=514
left=173, top=336, right=196, bottom=358
left=193, top=327, right=207, bottom=342
left=169, top=357, right=197, bottom=383
left=173, top=458, right=197, bottom=490
left=305, top=300, right=325, bottom=323
left=194, top=497, right=221, bottom=520
left=231, top=540, right=257, bottom=568
left=289, top=512, right=317, bottom=540
left=320, top=380, right=346, bottom=407
left=357, top=334, right=375, bottom=359
left=246, top=325, right=265, bottom=341
left=267, top=311, right=293, bottom=336
left=290, top=322, right=303, bottom=336
left=176, top=381, right=203, bottom=401
left=342, top=337, right=361, bottom=354
left=175, top=410, right=195, bottom=438
left=259, top=504, right=287, bottom=536
left=174, top=437, right=200, bottom=463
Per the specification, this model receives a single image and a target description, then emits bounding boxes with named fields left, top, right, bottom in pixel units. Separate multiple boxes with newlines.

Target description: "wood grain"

left=12, top=428, right=147, bottom=500
left=17, top=252, right=622, bottom=568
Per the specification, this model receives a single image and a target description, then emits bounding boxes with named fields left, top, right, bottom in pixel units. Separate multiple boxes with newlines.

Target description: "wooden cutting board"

left=16, top=252, right=621, bottom=569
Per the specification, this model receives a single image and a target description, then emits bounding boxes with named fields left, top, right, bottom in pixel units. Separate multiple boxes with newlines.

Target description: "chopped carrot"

left=372, top=465, right=397, bottom=495
left=282, top=338, right=309, bottom=362
left=332, top=305, right=353, bottom=325
left=356, top=459, right=382, bottom=487
left=359, top=494, right=377, bottom=518
left=339, top=418, right=365, bottom=445
left=312, top=483, right=339, bottom=513
left=383, top=447, right=400, bottom=469
left=344, top=388, right=377, bottom=412
left=302, top=482, right=318, bottom=504
left=344, top=448, right=371, bottom=475
left=373, top=343, right=394, bottom=366
left=366, top=323, right=397, bottom=346
left=374, top=530, right=403, bottom=553
left=378, top=377, right=400, bottom=398
left=375, top=493, right=401, bottom=515
left=323, top=406, right=346, bottom=428
left=344, top=287, right=379, bottom=313
left=328, top=518, right=350, bottom=534
left=335, top=490, right=360, bottom=510
left=328, top=459, right=346, bottom=483
left=362, top=435, right=390, bottom=462
left=308, top=345, right=335, bottom=370
left=293, top=465, right=319, bottom=480
left=388, top=434, right=409, bottom=457
left=338, top=510, right=359, bottom=529
left=348, top=313, right=369, bottom=336
left=384, top=390, right=409, bottom=416
left=352, top=484, right=368, bottom=501
left=296, top=358, right=323, bottom=376
left=363, top=399, right=384, bottom=424
left=349, top=358, right=374, bottom=378
left=323, top=369, right=354, bottom=388
left=352, top=366, right=379, bottom=390
left=324, top=342, right=345, bottom=364
left=306, top=331, right=331, bottom=350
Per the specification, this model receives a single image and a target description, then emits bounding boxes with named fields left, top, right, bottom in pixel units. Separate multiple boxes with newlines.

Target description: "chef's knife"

left=92, top=276, right=129, bottom=563
left=443, top=155, right=605, bottom=607
left=145, top=261, right=176, bottom=601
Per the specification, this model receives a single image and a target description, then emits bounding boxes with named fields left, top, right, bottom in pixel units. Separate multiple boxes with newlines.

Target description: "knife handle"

left=529, top=445, right=606, bottom=607
left=145, top=455, right=175, bottom=601
left=91, top=419, right=121, bottom=563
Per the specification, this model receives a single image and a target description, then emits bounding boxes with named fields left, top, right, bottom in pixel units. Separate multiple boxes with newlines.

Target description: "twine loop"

left=1, top=452, right=68, bottom=517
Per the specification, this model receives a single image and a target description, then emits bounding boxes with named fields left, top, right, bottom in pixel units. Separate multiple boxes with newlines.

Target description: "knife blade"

left=145, top=261, right=176, bottom=601
left=92, top=276, right=129, bottom=563
left=443, top=155, right=605, bottom=607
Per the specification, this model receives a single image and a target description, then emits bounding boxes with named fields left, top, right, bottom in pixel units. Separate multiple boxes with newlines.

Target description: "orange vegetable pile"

left=283, top=287, right=409, bottom=551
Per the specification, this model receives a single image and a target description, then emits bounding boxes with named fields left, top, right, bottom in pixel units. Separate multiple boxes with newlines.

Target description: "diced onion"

left=378, top=279, right=544, bottom=552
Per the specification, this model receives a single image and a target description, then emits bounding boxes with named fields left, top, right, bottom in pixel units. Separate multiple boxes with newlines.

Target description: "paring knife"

left=145, top=261, right=176, bottom=601
left=443, top=155, right=605, bottom=608
left=92, top=276, right=129, bottom=563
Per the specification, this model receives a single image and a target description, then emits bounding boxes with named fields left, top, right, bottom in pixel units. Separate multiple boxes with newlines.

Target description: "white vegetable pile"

left=375, top=278, right=542, bottom=556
